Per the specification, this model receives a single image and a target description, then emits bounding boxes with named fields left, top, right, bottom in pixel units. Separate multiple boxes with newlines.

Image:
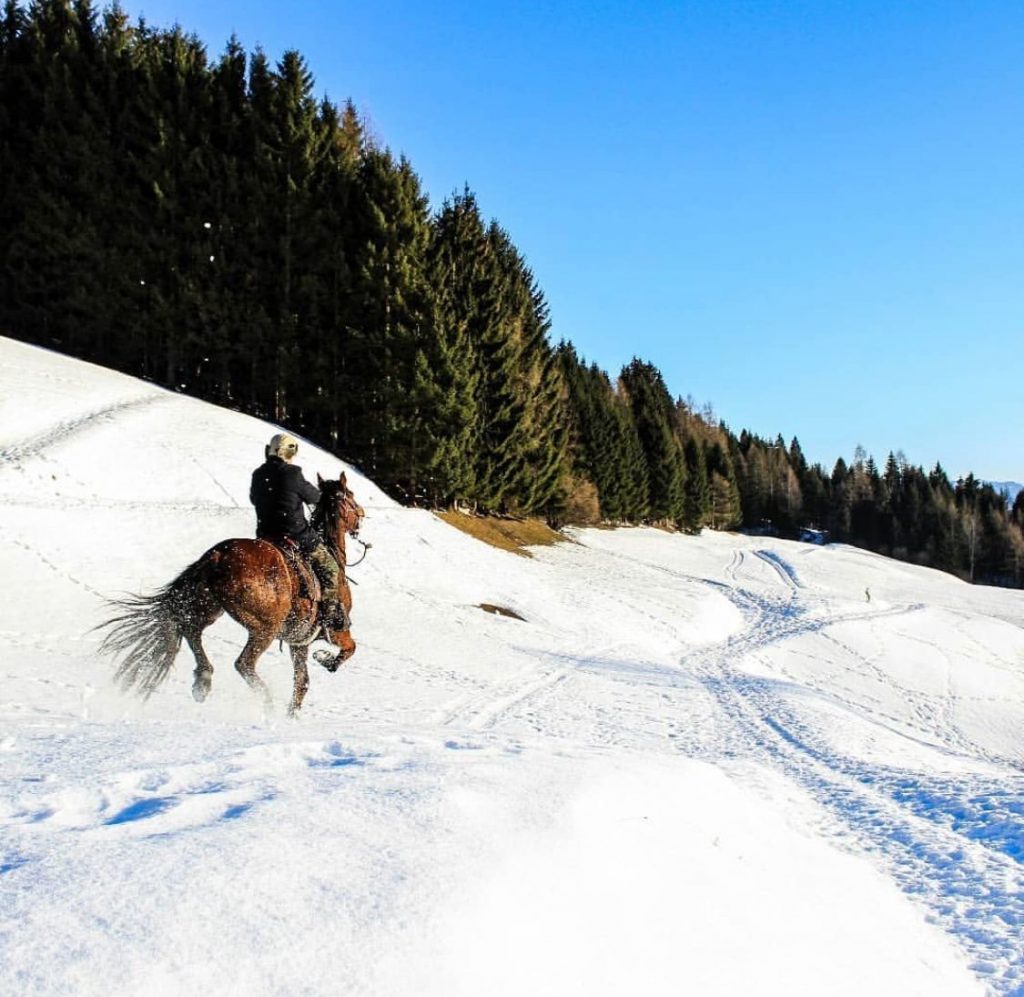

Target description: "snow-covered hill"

left=2, top=336, right=1023, bottom=997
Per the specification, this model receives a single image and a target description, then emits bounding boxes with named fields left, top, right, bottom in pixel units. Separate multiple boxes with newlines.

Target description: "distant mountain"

left=987, top=481, right=1023, bottom=506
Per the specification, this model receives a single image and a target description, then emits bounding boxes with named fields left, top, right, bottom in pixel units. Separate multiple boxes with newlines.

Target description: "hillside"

left=1, top=337, right=1023, bottom=996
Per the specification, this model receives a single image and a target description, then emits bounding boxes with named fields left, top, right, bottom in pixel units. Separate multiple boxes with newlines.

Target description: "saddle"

left=268, top=537, right=324, bottom=646
left=264, top=536, right=351, bottom=646
left=273, top=537, right=321, bottom=605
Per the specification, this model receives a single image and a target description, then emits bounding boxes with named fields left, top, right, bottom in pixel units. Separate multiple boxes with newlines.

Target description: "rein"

left=346, top=536, right=371, bottom=567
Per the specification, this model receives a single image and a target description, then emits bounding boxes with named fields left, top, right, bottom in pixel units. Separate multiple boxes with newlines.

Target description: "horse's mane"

left=310, top=483, right=335, bottom=535
left=310, top=482, right=344, bottom=561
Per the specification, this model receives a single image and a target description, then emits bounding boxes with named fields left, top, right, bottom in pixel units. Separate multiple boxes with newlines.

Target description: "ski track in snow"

left=679, top=553, right=1024, bottom=996
left=753, top=547, right=804, bottom=589
left=476, top=536, right=1024, bottom=994
left=438, top=665, right=571, bottom=733
left=0, top=393, right=170, bottom=467
left=3, top=533, right=107, bottom=599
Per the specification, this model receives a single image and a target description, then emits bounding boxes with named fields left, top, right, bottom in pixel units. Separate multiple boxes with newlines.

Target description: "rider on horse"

left=250, top=433, right=346, bottom=630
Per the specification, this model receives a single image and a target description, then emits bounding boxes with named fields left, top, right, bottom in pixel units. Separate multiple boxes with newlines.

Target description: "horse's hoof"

left=192, top=681, right=210, bottom=703
left=313, top=648, right=340, bottom=672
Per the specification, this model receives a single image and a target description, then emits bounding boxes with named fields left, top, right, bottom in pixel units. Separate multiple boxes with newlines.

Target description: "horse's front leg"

left=288, top=644, right=310, bottom=716
left=335, top=630, right=356, bottom=663
left=315, top=625, right=355, bottom=670
left=329, top=580, right=356, bottom=665
left=234, top=628, right=275, bottom=706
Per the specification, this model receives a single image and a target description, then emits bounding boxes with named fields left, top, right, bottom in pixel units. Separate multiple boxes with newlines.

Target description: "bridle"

left=313, top=484, right=366, bottom=568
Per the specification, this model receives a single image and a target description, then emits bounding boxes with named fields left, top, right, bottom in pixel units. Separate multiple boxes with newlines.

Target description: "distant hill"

left=987, top=481, right=1023, bottom=506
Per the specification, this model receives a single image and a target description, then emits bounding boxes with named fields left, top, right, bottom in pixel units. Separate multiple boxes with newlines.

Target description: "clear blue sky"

left=125, top=0, right=1023, bottom=482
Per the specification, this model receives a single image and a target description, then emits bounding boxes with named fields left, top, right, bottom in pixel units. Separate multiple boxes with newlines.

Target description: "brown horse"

left=98, top=472, right=365, bottom=715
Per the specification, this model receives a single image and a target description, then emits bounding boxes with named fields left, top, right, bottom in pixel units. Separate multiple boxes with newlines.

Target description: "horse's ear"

left=339, top=471, right=347, bottom=487
left=317, top=473, right=325, bottom=487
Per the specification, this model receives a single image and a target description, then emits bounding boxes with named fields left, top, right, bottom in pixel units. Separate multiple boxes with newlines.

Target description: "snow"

left=2, top=335, right=1023, bottom=996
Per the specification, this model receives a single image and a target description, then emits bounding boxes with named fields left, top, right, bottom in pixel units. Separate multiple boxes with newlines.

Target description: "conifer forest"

left=2, top=1, right=1022, bottom=586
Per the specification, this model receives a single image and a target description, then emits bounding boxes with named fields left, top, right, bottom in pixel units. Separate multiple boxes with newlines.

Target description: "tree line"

left=2, top=1, right=1021, bottom=587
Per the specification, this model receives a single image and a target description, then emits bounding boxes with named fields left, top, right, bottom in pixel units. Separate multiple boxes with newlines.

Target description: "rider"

left=249, top=433, right=347, bottom=630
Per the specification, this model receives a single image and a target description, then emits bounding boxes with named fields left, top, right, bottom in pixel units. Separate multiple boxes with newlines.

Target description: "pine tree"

left=619, top=358, right=684, bottom=524
left=557, top=348, right=648, bottom=522
left=681, top=437, right=710, bottom=532
left=788, top=436, right=828, bottom=526
left=1, top=1, right=112, bottom=358
left=344, top=148, right=433, bottom=494
left=706, top=441, right=742, bottom=529
left=608, top=385, right=650, bottom=519
left=298, top=96, right=359, bottom=446
left=203, top=35, right=254, bottom=402
left=422, top=190, right=485, bottom=505
left=470, top=222, right=533, bottom=511
left=829, top=457, right=852, bottom=538
left=480, top=225, right=568, bottom=514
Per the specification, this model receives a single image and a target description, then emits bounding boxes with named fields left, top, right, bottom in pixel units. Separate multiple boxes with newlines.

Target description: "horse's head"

left=315, top=471, right=364, bottom=544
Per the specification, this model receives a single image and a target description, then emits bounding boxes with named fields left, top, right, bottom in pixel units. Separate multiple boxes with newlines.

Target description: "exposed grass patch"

left=436, top=512, right=563, bottom=558
left=478, top=603, right=526, bottom=620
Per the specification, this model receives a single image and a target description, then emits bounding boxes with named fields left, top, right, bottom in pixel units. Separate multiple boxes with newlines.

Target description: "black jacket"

left=250, top=455, right=321, bottom=545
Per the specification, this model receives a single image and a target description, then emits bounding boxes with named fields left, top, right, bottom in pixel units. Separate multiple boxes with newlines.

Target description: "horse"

left=98, top=471, right=365, bottom=715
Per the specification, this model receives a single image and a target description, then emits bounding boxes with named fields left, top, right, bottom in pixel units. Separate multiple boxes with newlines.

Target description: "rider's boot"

left=320, top=597, right=351, bottom=632
left=312, top=597, right=350, bottom=671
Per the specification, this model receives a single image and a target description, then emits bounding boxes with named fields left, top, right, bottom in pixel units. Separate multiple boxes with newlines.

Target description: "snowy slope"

left=2, top=336, right=1023, bottom=996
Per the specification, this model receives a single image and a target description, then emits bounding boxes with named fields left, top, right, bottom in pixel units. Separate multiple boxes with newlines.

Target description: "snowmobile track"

left=686, top=582, right=1024, bottom=995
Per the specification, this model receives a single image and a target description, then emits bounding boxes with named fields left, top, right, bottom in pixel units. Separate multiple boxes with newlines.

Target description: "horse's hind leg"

left=288, top=645, right=310, bottom=717
left=186, top=630, right=216, bottom=703
left=184, top=607, right=223, bottom=704
left=234, top=628, right=275, bottom=705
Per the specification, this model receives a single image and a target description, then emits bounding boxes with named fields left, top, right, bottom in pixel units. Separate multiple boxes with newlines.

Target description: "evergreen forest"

left=2, top=1, right=1022, bottom=587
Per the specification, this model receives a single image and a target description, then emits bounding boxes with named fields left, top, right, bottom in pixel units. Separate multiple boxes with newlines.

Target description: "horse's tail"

left=96, top=559, right=206, bottom=699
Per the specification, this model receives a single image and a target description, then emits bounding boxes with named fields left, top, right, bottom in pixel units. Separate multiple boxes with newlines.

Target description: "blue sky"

left=125, top=0, right=1022, bottom=481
